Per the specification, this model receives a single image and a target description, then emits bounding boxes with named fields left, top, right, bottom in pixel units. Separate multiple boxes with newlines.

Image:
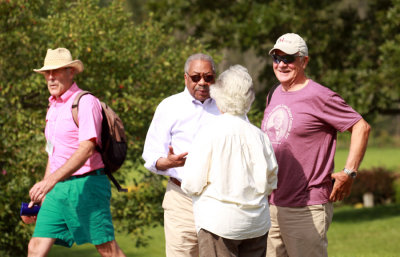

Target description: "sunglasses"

left=187, top=73, right=215, bottom=83
left=271, top=54, right=300, bottom=64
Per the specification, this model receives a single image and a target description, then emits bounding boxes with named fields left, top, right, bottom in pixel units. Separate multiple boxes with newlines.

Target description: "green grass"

left=48, top=226, right=165, bottom=257
left=48, top=146, right=399, bottom=256
left=335, top=147, right=400, bottom=171
left=328, top=204, right=400, bottom=257
left=48, top=205, right=400, bottom=257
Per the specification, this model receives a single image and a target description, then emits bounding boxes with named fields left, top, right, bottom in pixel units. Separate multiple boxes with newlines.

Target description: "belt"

left=169, top=177, right=181, bottom=187
left=67, top=168, right=105, bottom=180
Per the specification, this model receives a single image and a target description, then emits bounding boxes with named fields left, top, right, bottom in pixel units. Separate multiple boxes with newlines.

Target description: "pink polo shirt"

left=45, top=83, right=104, bottom=175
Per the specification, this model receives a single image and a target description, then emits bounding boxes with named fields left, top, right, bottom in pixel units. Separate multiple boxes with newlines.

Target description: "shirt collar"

left=48, top=82, right=80, bottom=104
left=183, top=86, right=215, bottom=105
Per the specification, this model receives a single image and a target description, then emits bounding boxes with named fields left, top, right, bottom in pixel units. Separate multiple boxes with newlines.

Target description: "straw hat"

left=33, top=48, right=84, bottom=74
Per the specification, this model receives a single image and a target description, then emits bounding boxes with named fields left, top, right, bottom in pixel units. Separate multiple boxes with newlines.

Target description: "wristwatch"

left=343, top=168, right=357, bottom=178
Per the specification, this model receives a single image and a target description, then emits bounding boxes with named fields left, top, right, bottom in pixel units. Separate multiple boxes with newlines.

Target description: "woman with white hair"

left=182, top=65, right=278, bottom=257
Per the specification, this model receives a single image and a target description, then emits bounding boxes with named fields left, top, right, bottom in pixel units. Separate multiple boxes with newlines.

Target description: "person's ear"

left=302, top=56, right=309, bottom=69
left=184, top=73, right=189, bottom=86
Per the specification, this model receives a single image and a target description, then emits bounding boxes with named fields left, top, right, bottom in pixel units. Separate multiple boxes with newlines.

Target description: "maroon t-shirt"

left=261, top=80, right=362, bottom=207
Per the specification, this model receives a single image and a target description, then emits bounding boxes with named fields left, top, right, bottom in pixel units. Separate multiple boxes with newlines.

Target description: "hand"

left=167, top=146, right=188, bottom=167
left=156, top=146, right=188, bottom=170
left=21, top=215, right=37, bottom=224
left=329, top=171, right=354, bottom=202
left=29, top=178, right=56, bottom=207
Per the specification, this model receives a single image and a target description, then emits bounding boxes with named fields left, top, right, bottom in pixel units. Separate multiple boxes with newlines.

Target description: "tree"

left=0, top=0, right=215, bottom=255
left=141, top=0, right=400, bottom=124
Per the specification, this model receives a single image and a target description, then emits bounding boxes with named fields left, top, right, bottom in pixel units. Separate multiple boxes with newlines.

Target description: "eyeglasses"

left=271, top=54, right=301, bottom=64
left=187, top=73, right=215, bottom=83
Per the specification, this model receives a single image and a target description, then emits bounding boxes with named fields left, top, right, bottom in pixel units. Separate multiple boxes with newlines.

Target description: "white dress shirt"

left=181, top=113, right=278, bottom=240
left=142, top=87, right=220, bottom=180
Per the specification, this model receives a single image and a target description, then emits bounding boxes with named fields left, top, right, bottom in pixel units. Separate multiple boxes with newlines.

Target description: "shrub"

left=0, top=0, right=215, bottom=255
left=344, top=167, right=396, bottom=206
left=393, top=175, right=400, bottom=204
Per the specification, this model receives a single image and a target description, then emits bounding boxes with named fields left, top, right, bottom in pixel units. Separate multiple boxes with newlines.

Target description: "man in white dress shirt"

left=142, top=53, right=220, bottom=257
left=182, top=65, right=278, bottom=257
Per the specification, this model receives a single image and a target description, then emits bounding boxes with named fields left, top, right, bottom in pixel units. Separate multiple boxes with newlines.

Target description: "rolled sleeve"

left=142, top=104, right=172, bottom=175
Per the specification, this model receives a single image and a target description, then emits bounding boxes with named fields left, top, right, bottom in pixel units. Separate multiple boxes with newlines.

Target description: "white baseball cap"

left=269, top=33, right=308, bottom=56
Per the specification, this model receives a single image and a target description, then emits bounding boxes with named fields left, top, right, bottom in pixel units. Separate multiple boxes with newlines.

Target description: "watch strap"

left=343, top=168, right=357, bottom=178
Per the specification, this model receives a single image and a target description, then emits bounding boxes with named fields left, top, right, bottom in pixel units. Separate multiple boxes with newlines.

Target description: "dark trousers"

left=198, top=229, right=268, bottom=257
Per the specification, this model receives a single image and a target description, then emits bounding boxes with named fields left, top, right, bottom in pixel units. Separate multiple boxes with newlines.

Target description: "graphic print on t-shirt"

left=263, top=104, right=293, bottom=144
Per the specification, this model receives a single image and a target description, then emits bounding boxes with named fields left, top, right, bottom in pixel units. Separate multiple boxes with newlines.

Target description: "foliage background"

left=1, top=0, right=399, bottom=256
left=0, top=0, right=214, bottom=255
left=140, top=0, right=400, bottom=122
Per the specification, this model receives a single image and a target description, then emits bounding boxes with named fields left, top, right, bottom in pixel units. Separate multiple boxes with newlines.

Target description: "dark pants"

left=198, top=229, right=268, bottom=257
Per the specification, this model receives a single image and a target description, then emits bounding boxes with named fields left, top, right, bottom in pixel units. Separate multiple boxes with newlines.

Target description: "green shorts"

left=33, top=172, right=115, bottom=247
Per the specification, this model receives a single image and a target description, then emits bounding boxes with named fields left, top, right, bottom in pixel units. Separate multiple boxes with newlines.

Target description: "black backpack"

left=72, top=91, right=128, bottom=192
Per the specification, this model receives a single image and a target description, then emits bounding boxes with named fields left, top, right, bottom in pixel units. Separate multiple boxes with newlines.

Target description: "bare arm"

left=155, top=146, right=188, bottom=171
left=343, top=118, right=371, bottom=171
left=330, top=118, right=371, bottom=202
left=29, top=139, right=96, bottom=206
left=43, top=160, right=51, bottom=179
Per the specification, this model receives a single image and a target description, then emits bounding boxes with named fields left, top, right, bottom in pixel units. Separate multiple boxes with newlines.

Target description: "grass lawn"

left=48, top=225, right=165, bottom=257
left=48, top=147, right=399, bottom=256
left=48, top=204, right=400, bottom=257
left=328, top=204, right=400, bottom=257
left=335, top=147, right=400, bottom=171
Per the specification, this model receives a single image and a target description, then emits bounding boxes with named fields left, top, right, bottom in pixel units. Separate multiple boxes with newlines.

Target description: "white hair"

left=210, top=65, right=255, bottom=115
left=184, top=53, right=216, bottom=74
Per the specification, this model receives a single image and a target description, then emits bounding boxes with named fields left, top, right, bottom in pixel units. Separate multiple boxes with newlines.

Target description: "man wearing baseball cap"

left=27, top=48, right=125, bottom=256
left=261, top=33, right=370, bottom=256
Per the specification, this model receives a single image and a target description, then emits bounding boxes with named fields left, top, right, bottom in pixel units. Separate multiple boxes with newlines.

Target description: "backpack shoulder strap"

left=266, top=84, right=279, bottom=106
left=71, top=91, right=92, bottom=127
left=105, top=171, right=128, bottom=192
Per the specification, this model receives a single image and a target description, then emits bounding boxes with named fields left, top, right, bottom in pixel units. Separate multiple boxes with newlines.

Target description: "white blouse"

left=182, top=113, right=278, bottom=240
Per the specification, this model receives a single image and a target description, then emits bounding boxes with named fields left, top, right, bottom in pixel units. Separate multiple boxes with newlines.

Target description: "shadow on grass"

left=333, top=203, right=400, bottom=223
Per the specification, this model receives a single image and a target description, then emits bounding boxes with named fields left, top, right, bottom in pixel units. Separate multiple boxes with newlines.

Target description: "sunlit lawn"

left=335, top=147, right=400, bottom=171
left=328, top=204, right=400, bottom=257
left=48, top=225, right=165, bottom=257
left=49, top=204, right=400, bottom=257
left=49, top=146, right=399, bottom=256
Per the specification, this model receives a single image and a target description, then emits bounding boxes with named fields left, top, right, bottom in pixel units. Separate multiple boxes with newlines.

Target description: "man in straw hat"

left=261, top=33, right=370, bottom=257
left=26, top=48, right=125, bottom=256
